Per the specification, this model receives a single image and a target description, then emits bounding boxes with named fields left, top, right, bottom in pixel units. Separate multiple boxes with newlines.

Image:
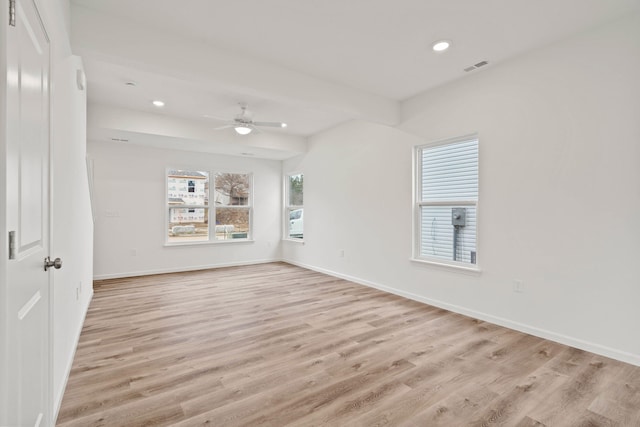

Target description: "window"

left=285, top=173, right=303, bottom=239
left=167, top=169, right=252, bottom=244
left=415, top=136, right=478, bottom=266
left=213, top=173, right=251, bottom=240
left=167, top=170, right=209, bottom=243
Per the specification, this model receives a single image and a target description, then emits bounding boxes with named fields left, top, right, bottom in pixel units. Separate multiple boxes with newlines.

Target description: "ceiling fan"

left=213, top=103, right=287, bottom=135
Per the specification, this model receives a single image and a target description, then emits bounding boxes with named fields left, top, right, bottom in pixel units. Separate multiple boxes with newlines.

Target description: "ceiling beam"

left=71, top=6, right=399, bottom=126
left=88, top=104, right=308, bottom=159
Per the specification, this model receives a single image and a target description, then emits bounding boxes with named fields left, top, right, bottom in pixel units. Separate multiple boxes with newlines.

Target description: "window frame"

left=412, top=135, right=480, bottom=271
left=284, top=172, right=304, bottom=242
left=212, top=171, right=253, bottom=242
left=165, top=168, right=254, bottom=246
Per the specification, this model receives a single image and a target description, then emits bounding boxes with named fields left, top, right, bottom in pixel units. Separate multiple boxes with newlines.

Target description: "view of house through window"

left=167, top=170, right=252, bottom=243
left=168, top=170, right=209, bottom=243
left=286, top=173, right=303, bottom=239
left=415, top=136, right=478, bottom=265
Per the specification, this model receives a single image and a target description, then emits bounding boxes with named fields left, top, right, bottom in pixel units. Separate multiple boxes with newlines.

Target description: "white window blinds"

left=421, top=138, right=478, bottom=202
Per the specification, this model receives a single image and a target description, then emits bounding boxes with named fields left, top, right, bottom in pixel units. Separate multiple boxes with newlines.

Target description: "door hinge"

left=9, top=0, right=16, bottom=27
left=8, top=231, right=16, bottom=259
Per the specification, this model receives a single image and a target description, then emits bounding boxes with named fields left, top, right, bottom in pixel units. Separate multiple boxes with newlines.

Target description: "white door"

left=3, top=0, right=52, bottom=425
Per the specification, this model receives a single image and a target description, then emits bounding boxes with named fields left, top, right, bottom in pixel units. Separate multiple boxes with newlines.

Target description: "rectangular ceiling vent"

left=464, top=60, right=489, bottom=72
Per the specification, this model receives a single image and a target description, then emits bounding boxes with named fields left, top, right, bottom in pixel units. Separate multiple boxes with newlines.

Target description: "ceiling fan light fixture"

left=281, top=123, right=287, bottom=128
left=234, top=125, right=252, bottom=135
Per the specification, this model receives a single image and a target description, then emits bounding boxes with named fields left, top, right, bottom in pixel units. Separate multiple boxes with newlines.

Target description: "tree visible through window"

left=214, top=173, right=251, bottom=240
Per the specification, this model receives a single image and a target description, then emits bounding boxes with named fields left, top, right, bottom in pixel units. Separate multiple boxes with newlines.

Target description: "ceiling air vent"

left=464, top=60, right=489, bottom=72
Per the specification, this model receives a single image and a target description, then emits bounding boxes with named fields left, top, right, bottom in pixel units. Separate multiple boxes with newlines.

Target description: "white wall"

left=282, top=122, right=420, bottom=282
left=51, top=55, right=93, bottom=417
left=283, top=14, right=640, bottom=366
left=89, top=141, right=283, bottom=279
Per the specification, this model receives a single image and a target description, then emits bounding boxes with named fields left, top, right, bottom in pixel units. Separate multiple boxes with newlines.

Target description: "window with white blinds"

left=415, top=136, right=478, bottom=266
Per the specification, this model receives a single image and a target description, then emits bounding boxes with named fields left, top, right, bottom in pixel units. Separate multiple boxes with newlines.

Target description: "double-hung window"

left=213, top=173, right=251, bottom=240
left=285, top=173, right=303, bottom=239
left=168, top=170, right=210, bottom=243
left=415, top=135, right=478, bottom=266
left=167, top=169, right=252, bottom=244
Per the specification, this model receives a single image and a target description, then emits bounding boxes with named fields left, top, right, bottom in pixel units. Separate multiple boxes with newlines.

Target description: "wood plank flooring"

left=57, top=262, right=640, bottom=426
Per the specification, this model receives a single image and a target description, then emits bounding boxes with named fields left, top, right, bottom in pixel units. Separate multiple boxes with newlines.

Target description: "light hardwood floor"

left=57, top=263, right=640, bottom=426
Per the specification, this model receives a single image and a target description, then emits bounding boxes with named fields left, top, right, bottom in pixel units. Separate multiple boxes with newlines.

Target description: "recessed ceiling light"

left=281, top=123, right=287, bottom=128
left=432, top=40, right=451, bottom=52
left=152, top=100, right=165, bottom=107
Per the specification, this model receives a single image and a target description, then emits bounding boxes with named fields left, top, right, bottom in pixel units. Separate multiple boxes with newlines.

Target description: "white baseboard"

left=284, top=259, right=640, bottom=367
left=93, top=258, right=280, bottom=281
left=52, top=287, right=94, bottom=423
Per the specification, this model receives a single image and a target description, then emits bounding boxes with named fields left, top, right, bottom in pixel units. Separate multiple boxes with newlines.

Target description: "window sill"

left=164, top=239, right=254, bottom=248
left=410, top=257, right=481, bottom=275
left=282, top=238, right=305, bottom=244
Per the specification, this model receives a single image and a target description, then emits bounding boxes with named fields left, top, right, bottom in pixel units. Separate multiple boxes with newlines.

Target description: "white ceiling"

left=71, top=0, right=640, bottom=154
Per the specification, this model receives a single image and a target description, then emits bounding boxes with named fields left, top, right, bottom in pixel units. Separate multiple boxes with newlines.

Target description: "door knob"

left=44, top=256, right=62, bottom=271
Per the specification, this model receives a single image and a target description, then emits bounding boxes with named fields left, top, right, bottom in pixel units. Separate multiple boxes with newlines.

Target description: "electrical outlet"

left=513, top=280, right=525, bottom=293
left=339, top=249, right=345, bottom=258
left=131, top=248, right=137, bottom=256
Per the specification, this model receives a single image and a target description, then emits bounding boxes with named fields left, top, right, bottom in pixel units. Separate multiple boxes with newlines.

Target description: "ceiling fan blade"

left=203, top=114, right=231, bottom=121
left=253, top=121, right=286, bottom=128
left=214, top=124, right=234, bottom=130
